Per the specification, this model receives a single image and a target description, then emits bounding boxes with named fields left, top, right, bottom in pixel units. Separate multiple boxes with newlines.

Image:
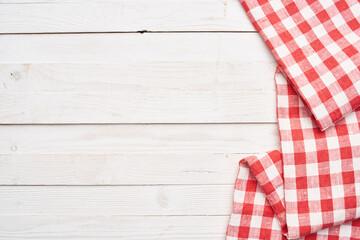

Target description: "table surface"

left=0, top=0, right=279, bottom=239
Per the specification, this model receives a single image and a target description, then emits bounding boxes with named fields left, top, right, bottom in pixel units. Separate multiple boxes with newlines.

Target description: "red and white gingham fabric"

left=226, top=0, right=360, bottom=238
left=226, top=74, right=360, bottom=239
left=226, top=156, right=360, bottom=239
left=241, top=0, right=360, bottom=131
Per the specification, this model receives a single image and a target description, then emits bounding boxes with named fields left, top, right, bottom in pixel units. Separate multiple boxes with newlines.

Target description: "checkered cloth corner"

left=244, top=151, right=287, bottom=234
left=226, top=159, right=285, bottom=240
left=226, top=73, right=360, bottom=239
left=241, top=0, right=360, bottom=131
left=226, top=155, right=360, bottom=240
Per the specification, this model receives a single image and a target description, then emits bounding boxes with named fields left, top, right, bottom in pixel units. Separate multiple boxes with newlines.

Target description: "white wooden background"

left=0, top=0, right=280, bottom=239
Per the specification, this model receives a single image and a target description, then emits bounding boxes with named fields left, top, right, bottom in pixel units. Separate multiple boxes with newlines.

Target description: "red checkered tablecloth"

left=241, top=0, right=360, bottom=131
left=226, top=73, right=360, bottom=239
left=226, top=1, right=360, bottom=238
left=226, top=157, right=360, bottom=239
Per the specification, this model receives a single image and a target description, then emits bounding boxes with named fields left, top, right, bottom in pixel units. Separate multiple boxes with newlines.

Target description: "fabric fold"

left=244, top=151, right=287, bottom=234
left=240, top=0, right=360, bottom=130
left=226, top=157, right=360, bottom=239
left=226, top=73, right=360, bottom=239
left=227, top=0, right=360, bottom=238
left=276, top=71, right=360, bottom=238
left=226, top=160, right=286, bottom=239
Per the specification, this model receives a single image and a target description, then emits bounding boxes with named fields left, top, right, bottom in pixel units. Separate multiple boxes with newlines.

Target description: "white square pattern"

left=262, top=25, right=279, bottom=39
left=319, top=0, right=334, bottom=9
left=251, top=6, right=266, bottom=21
left=321, top=72, right=337, bottom=87
left=340, top=59, right=357, bottom=73
left=282, top=16, right=297, bottom=30
left=229, top=213, right=241, bottom=226
left=326, top=136, right=340, bottom=149
left=333, top=209, right=346, bottom=222
left=309, top=212, right=323, bottom=226
left=306, top=163, right=319, bottom=176
left=286, top=213, right=300, bottom=228
left=269, top=0, right=284, bottom=12
left=312, top=103, right=329, bottom=119
left=265, top=164, right=280, bottom=181
left=254, top=191, right=267, bottom=205
left=331, top=184, right=345, bottom=199
left=277, top=95, right=290, bottom=108
left=331, top=14, right=346, bottom=28
left=304, top=139, right=317, bottom=152
left=284, top=164, right=296, bottom=177
left=307, top=53, right=323, bottom=67
left=329, top=160, right=342, bottom=174
left=301, top=83, right=317, bottom=99
left=250, top=215, right=264, bottom=228
left=276, top=44, right=291, bottom=58
left=285, top=189, right=298, bottom=202
left=300, top=6, right=316, bottom=19
left=326, top=42, right=342, bottom=55
left=294, top=34, right=309, bottom=48
left=307, top=188, right=321, bottom=201
left=332, top=91, right=349, bottom=111
left=287, top=64, right=303, bottom=78
left=312, top=24, right=328, bottom=38
left=282, top=141, right=295, bottom=154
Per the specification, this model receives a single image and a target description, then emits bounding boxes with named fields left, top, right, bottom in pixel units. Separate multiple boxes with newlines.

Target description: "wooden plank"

left=0, top=91, right=276, bottom=123
left=0, top=0, right=254, bottom=33
left=0, top=153, right=244, bottom=185
left=0, top=62, right=277, bottom=92
left=0, top=215, right=229, bottom=240
left=0, top=185, right=233, bottom=215
left=0, top=124, right=279, bottom=154
left=0, top=34, right=276, bottom=124
left=0, top=33, right=274, bottom=63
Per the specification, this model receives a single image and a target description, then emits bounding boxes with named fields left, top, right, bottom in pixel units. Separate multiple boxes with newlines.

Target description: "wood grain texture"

left=0, top=0, right=253, bottom=33
left=0, top=34, right=276, bottom=124
left=0, top=215, right=229, bottom=240
left=0, top=185, right=234, bottom=215
left=0, top=124, right=279, bottom=154
left=0, top=62, right=277, bottom=92
left=0, top=91, right=276, bottom=123
left=0, top=33, right=274, bottom=63
left=0, top=153, right=244, bottom=185
left=0, top=1, right=278, bottom=236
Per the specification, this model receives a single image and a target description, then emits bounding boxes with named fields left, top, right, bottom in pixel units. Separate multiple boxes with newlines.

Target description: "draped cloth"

left=242, top=0, right=360, bottom=131
left=226, top=1, right=360, bottom=238
left=226, top=74, right=360, bottom=239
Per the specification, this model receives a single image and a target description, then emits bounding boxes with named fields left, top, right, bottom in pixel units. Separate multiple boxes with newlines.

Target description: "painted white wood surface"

left=0, top=1, right=279, bottom=239
left=0, top=124, right=279, bottom=154
left=0, top=91, right=276, bottom=123
left=0, top=216, right=229, bottom=240
left=0, top=185, right=234, bottom=215
left=0, top=33, right=273, bottom=63
left=0, top=62, right=276, bottom=92
left=0, top=153, right=242, bottom=185
left=0, top=0, right=254, bottom=33
left=0, top=34, right=276, bottom=123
